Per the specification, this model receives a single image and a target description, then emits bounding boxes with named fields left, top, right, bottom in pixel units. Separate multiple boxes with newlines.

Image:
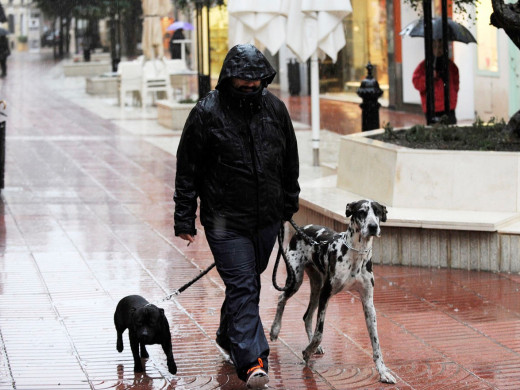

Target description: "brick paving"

left=0, top=51, right=519, bottom=389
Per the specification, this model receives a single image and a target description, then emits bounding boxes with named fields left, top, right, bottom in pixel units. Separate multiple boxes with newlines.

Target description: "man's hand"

left=179, top=233, right=195, bottom=246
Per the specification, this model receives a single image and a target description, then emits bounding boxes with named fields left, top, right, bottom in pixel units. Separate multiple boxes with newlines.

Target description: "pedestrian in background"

left=173, top=44, right=300, bottom=389
left=169, top=28, right=185, bottom=59
left=0, top=35, right=10, bottom=77
left=412, top=39, right=459, bottom=124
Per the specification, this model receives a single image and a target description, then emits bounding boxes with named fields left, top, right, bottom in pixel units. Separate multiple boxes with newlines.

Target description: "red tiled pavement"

left=0, top=51, right=519, bottom=389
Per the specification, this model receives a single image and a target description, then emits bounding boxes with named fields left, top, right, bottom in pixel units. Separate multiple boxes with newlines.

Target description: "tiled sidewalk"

left=0, top=52, right=519, bottom=389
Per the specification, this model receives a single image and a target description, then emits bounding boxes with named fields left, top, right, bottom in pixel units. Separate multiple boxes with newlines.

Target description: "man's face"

left=231, top=78, right=261, bottom=93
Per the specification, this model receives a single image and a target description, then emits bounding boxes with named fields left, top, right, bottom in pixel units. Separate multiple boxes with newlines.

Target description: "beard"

left=236, top=85, right=261, bottom=93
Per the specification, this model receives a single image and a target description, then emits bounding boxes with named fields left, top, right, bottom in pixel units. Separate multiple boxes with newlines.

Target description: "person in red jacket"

left=412, top=39, right=459, bottom=124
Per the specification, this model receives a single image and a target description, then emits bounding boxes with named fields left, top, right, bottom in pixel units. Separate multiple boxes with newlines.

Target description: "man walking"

left=174, top=44, right=300, bottom=388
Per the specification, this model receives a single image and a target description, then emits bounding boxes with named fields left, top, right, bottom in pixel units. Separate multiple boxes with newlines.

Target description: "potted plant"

left=156, top=98, right=197, bottom=130
left=17, top=35, right=28, bottom=51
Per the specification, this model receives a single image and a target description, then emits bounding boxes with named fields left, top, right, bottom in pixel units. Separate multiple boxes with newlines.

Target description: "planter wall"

left=63, top=61, right=111, bottom=77
left=337, top=129, right=520, bottom=213
left=157, top=100, right=195, bottom=130
left=86, top=76, right=118, bottom=96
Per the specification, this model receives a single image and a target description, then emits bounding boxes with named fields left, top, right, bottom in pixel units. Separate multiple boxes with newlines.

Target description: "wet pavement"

left=0, top=51, right=519, bottom=389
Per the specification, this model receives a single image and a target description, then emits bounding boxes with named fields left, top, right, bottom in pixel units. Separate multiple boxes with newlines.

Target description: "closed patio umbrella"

left=227, top=0, right=288, bottom=55
left=141, top=0, right=172, bottom=60
left=286, top=0, right=352, bottom=166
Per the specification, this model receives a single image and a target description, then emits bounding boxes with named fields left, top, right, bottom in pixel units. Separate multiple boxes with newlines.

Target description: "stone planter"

left=157, top=100, right=195, bottom=130
left=86, top=75, right=118, bottom=96
left=338, top=128, right=520, bottom=213
left=63, top=60, right=111, bottom=77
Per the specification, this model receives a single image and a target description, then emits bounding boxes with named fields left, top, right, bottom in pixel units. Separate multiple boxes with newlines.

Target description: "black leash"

left=272, top=219, right=325, bottom=292
left=170, top=219, right=314, bottom=296
left=163, top=262, right=216, bottom=300
left=272, top=222, right=295, bottom=292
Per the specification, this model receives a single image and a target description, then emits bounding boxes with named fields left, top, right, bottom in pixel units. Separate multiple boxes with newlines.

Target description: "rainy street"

left=1, top=50, right=520, bottom=390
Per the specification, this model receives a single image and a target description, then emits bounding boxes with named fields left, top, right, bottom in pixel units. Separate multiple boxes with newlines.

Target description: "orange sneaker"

left=246, top=358, right=269, bottom=389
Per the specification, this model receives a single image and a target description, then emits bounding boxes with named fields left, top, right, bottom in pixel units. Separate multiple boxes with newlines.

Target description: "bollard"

left=357, top=62, right=383, bottom=131
left=287, top=59, right=301, bottom=96
left=0, top=117, right=5, bottom=190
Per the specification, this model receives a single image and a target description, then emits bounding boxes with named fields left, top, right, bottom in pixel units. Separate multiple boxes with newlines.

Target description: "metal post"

left=441, top=0, right=451, bottom=113
left=195, top=0, right=210, bottom=100
left=310, top=52, right=320, bottom=167
left=423, top=0, right=435, bottom=124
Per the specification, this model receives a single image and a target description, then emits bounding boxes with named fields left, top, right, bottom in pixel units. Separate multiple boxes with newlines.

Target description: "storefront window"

left=476, top=1, right=498, bottom=72
left=320, top=0, right=388, bottom=99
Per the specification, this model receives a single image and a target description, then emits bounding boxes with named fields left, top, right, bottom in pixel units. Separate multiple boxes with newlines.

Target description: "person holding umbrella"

left=402, top=17, right=476, bottom=125
left=412, top=38, right=459, bottom=124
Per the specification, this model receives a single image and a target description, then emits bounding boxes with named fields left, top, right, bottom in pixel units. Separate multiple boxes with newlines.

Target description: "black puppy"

left=114, top=295, right=177, bottom=375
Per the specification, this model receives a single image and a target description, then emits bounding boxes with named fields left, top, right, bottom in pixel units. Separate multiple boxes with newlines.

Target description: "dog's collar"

left=346, top=241, right=371, bottom=255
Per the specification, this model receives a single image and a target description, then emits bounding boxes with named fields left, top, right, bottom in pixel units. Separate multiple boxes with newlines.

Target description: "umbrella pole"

left=423, top=0, right=435, bottom=125
left=310, top=52, right=320, bottom=167
left=441, top=0, right=451, bottom=114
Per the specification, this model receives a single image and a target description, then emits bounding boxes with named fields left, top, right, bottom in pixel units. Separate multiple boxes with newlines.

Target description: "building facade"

left=221, top=0, right=518, bottom=124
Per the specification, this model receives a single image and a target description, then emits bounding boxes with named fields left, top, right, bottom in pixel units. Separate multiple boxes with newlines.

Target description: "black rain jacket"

left=174, top=44, right=300, bottom=236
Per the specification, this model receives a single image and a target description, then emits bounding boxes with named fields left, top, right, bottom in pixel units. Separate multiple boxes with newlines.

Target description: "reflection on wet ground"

left=0, top=51, right=519, bottom=389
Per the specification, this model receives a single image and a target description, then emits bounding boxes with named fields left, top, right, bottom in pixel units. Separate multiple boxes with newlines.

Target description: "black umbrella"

left=0, top=28, right=8, bottom=37
left=400, top=17, right=477, bottom=44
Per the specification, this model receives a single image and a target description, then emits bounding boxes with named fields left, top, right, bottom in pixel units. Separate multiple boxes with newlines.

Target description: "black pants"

left=0, top=59, right=6, bottom=77
left=205, top=221, right=280, bottom=381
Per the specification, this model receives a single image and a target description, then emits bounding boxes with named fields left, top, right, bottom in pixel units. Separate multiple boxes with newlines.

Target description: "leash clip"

left=164, top=290, right=180, bottom=300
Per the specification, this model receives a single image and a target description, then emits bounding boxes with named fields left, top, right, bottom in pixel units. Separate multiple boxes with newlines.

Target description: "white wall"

left=474, top=30, right=511, bottom=121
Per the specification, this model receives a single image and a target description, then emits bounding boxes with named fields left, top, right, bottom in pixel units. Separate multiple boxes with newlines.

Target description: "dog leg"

left=302, top=281, right=331, bottom=362
left=116, top=330, right=124, bottom=353
left=140, top=343, right=149, bottom=359
left=303, top=268, right=324, bottom=354
left=114, top=317, right=125, bottom=352
left=270, top=255, right=304, bottom=341
left=129, top=333, right=144, bottom=372
left=270, top=291, right=290, bottom=341
left=161, top=340, right=177, bottom=375
left=359, top=281, right=396, bottom=384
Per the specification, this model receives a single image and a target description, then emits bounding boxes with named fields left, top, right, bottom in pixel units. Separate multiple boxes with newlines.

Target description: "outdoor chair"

left=117, top=61, right=143, bottom=107
left=141, top=60, right=173, bottom=106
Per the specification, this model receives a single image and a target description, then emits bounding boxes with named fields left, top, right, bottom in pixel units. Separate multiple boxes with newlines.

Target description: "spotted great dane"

left=270, top=200, right=396, bottom=384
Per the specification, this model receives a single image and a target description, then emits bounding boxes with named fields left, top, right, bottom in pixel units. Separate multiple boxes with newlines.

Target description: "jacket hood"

left=216, top=44, right=276, bottom=90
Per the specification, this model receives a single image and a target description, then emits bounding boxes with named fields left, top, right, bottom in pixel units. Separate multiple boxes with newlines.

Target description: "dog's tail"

left=272, top=222, right=296, bottom=292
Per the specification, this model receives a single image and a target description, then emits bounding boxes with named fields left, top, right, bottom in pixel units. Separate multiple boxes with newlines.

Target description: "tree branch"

left=491, top=0, right=520, bottom=49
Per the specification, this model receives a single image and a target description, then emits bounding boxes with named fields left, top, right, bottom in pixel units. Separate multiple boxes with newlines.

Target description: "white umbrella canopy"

left=141, top=0, right=172, bottom=60
left=227, top=0, right=288, bottom=55
left=286, top=0, right=351, bottom=63
left=286, top=0, right=352, bottom=165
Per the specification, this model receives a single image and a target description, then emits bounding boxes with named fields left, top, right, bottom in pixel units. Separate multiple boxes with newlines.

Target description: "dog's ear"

left=159, top=308, right=165, bottom=317
left=345, top=202, right=354, bottom=218
left=374, top=202, right=388, bottom=222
